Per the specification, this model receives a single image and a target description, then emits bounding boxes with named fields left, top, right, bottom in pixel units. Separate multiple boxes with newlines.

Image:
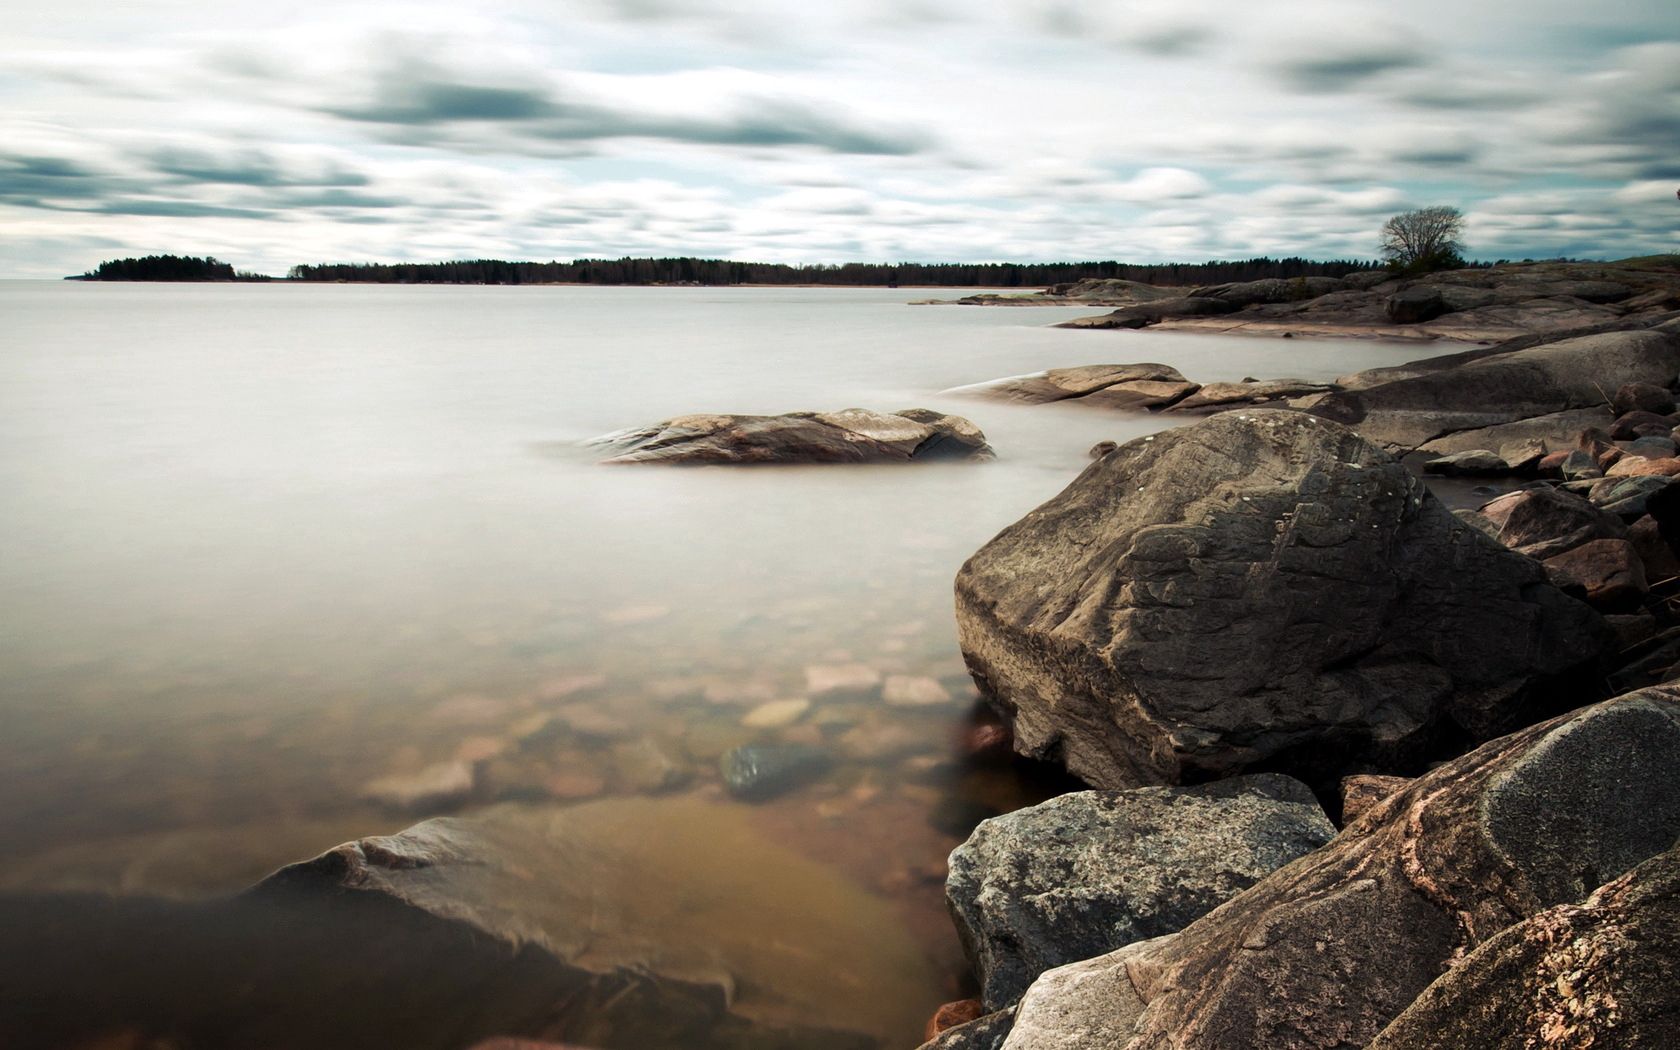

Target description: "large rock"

left=1476, top=485, right=1628, bottom=559
left=1188, top=277, right=1345, bottom=306
left=1000, top=689, right=1680, bottom=1050
left=1385, top=286, right=1447, bottom=324
left=954, top=411, right=1609, bottom=789
left=589, top=408, right=992, bottom=464
left=1368, top=844, right=1680, bottom=1049
left=946, top=775, right=1334, bottom=1010
left=1164, top=379, right=1335, bottom=413
left=943, top=364, right=1199, bottom=410
left=1311, top=329, right=1680, bottom=452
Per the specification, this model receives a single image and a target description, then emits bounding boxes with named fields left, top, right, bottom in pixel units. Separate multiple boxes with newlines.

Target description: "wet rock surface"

left=945, top=775, right=1334, bottom=1009
left=955, top=410, right=1609, bottom=789
left=999, top=688, right=1680, bottom=1050
left=589, top=408, right=993, bottom=464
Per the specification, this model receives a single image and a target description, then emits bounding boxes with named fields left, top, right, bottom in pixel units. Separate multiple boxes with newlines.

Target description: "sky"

left=1, top=0, right=1677, bottom=277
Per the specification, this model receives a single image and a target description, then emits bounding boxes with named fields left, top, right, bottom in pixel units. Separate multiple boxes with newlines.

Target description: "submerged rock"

left=589, top=409, right=993, bottom=464
left=999, top=688, right=1680, bottom=1050
left=955, top=410, right=1609, bottom=790
left=946, top=775, right=1334, bottom=1010
left=720, top=744, right=832, bottom=800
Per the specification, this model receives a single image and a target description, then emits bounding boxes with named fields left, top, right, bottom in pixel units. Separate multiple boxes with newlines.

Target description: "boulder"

left=589, top=409, right=992, bottom=464
left=1311, top=329, right=1680, bottom=452
left=946, top=775, right=1334, bottom=1010
left=1475, top=485, right=1627, bottom=560
left=1612, top=382, right=1676, bottom=416
left=1497, top=438, right=1547, bottom=473
left=720, top=745, right=831, bottom=800
left=1610, top=410, right=1678, bottom=441
left=954, top=411, right=1609, bottom=790
left=1631, top=515, right=1680, bottom=582
left=1188, top=277, right=1345, bottom=306
left=1055, top=297, right=1240, bottom=329
left=1543, top=538, right=1649, bottom=611
left=1415, top=408, right=1608, bottom=458
left=999, top=689, right=1680, bottom=1050
left=1368, top=845, right=1680, bottom=1050
left=942, top=364, right=1199, bottom=411
left=915, top=1009, right=1016, bottom=1050
left=1166, top=380, right=1336, bottom=413
left=1384, top=286, right=1447, bottom=324
left=1421, top=449, right=1507, bottom=476
left=1339, top=774, right=1413, bottom=825
left=1606, top=455, right=1680, bottom=478
left=1591, top=475, right=1680, bottom=518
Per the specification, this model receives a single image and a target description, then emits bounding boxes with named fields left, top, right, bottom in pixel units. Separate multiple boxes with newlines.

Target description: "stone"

left=947, top=775, right=1334, bottom=1010
left=1496, top=438, right=1547, bottom=473
left=1475, top=485, right=1627, bottom=559
left=1630, top=515, right=1680, bottom=582
left=1607, top=455, right=1680, bottom=478
left=955, top=411, right=1609, bottom=790
left=998, top=690, right=1680, bottom=1050
left=1562, top=449, right=1604, bottom=481
left=882, top=675, right=952, bottom=707
left=1591, top=475, right=1680, bottom=517
left=360, top=760, right=477, bottom=813
left=1610, top=410, right=1678, bottom=441
left=1384, top=285, right=1447, bottom=324
left=1368, top=846, right=1680, bottom=1050
left=589, top=409, right=993, bottom=464
left=609, top=737, right=690, bottom=794
left=1311, top=329, right=1680, bottom=452
left=1627, top=434, right=1678, bottom=459
left=1612, top=382, right=1677, bottom=416
left=944, top=364, right=1195, bottom=408
left=835, top=719, right=931, bottom=762
left=1339, top=774, right=1413, bottom=825
left=1543, top=538, right=1649, bottom=611
left=1088, top=440, right=1118, bottom=458
left=740, top=698, right=811, bottom=729
left=924, top=1000, right=985, bottom=1042
left=1415, top=408, right=1608, bottom=459
left=804, top=663, right=882, bottom=698
left=720, top=745, right=831, bottom=801
left=1421, top=449, right=1507, bottom=476
left=1165, top=380, right=1335, bottom=413
left=914, top=1009, right=1016, bottom=1050
left=254, top=797, right=926, bottom=1048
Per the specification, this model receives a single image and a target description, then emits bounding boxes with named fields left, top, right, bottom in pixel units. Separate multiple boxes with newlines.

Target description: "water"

left=0, top=282, right=1427, bottom=1048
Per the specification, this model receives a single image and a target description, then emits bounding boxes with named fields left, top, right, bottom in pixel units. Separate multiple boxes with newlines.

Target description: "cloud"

left=1273, top=46, right=1427, bottom=93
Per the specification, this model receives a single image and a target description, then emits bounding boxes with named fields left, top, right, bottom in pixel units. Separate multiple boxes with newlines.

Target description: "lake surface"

left=0, top=282, right=1428, bottom=1048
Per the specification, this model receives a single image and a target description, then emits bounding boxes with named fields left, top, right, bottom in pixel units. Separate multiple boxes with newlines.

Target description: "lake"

left=0, top=282, right=1428, bottom=1048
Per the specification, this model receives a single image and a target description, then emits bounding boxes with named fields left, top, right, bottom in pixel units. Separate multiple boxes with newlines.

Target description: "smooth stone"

left=1543, top=538, right=1650, bottom=611
left=1421, top=449, right=1507, bottom=476
left=882, top=675, right=953, bottom=707
left=804, top=663, right=882, bottom=698
left=740, top=698, right=811, bottom=729
left=720, top=745, right=832, bottom=801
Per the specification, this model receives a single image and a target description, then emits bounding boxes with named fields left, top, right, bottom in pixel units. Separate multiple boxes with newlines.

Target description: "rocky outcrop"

left=942, top=364, right=1199, bottom=411
left=946, top=775, right=1334, bottom=1010
left=1475, top=485, right=1628, bottom=560
left=589, top=408, right=993, bottom=464
left=1165, top=379, right=1335, bottom=413
left=1368, top=844, right=1680, bottom=1049
left=1311, top=329, right=1680, bottom=452
left=954, top=411, right=1609, bottom=790
left=1000, top=689, right=1680, bottom=1050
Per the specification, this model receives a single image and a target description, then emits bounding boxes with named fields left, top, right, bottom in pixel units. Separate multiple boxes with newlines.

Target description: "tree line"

left=284, top=256, right=1381, bottom=287
left=76, top=255, right=271, bottom=282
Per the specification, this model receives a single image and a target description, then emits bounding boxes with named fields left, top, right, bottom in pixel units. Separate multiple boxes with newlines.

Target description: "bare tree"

left=1380, top=206, right=1466, bottom=272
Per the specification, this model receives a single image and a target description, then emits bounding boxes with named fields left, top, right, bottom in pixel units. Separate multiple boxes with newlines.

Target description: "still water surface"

left=0, top=282, right=1426, bottom=1047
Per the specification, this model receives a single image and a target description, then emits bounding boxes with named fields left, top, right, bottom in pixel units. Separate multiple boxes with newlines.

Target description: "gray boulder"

left=1312, top=329, right=1680, bottom=452
left=1385, top=286, right=1448, bottom=324
left=1000, top=689, right=1680, bottom=1050
left=1188, top=277, right=1345, bottom=306
left=954, top=411, right=1609, bottom=789
left=590, top=408, right=992, bottom=464
left=946, top=775, right=1334, bottom=1010
left=1421, top=449, right=1507, bottom=476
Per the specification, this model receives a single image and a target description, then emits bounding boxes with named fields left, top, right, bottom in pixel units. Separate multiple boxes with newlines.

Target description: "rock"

left=1607, top=455, right=1680, bottom=478
left=1537, top=449, right=1570, bottom=476
left=804, top=663, right=882, bottom=698
left=1496, top=438, right=1547, bottom=473
left=914, top=1008, right=1016, bottom=1050
left=835, top=719, right=931, bottom=762
left=947, top=775, right=1334, bottom=1010
left=1384, top=286, right=1447, bottom=324
left=740, top=698, right=811, bottom=729
left=955, top=411, right=1609, bottom=789
left=1610, top=410, right=1678, bottom=441
left=944, top=364, right=1196, bottom=409
left=882, top=675, right=952, bottom=707
left=720, top=745, right=831, bottom=801
left=924, top=1000, right=985, bottom=1042
left=1627, top=434, right=1678, bottom=459
left=1591, top=475, right=1680, bottom=517
left=1605, top=610, right=1660, bottom=650
left=1421, top=449, right=1507, bottom=476
left=1166, top=379, right=1335, bottom=413
left=589, top=409, right=993, bottom=464
left=1339, top=774, right=1413, bottom=825
left=609, top=737, right=690, bottom=794
left=1414, top=408, right=1608, bottom=459
left=1475, top=485, right=1627, bottom=560
left=360, top=760, right=477, bottom=812
left=1367, top=845, right=1680, bottom=1050
left=1188, top=277, right=1346, bottom=306
left=1088, top=440, right=1118, bottom=459
left=1562, top=449, right=1605, bottom=481
left=1311, top=329, right=1680, bottom=452
left=1612, top=382, right=1677, bottom=416
left=998, top=689, right=1680, bottom=1050
left=1055, top=297, right=1239, bottom=329
left=1630, top=516, right=1680, bottom=582
left=1543, top=538, right=1649, bottom=611
left=255, top=797, right=925, bottom=1048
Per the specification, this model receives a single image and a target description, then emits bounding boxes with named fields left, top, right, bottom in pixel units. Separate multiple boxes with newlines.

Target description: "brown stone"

left=1611, top=382, right=1677, bottom=416
left=1607, top=455, right=1680, bottom=478
left=1544, top=538, right=1649, bottom=610
left=1339, top=774, right=1413, bottom=825
left=1631, top=516, right=1680, bottom=583
left=1611, top=410, right=1679, bottom=441
left=925, top=999, right=986, bottom=1041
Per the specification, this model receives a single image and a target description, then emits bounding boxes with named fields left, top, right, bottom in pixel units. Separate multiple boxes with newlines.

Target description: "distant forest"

left=76, top=255, right=271, bottom=282
left=285, top=256, right=1381, bottom=287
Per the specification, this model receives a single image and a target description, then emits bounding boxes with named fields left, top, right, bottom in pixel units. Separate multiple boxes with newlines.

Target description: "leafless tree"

left=1380, top=206, right=1466, bottom=271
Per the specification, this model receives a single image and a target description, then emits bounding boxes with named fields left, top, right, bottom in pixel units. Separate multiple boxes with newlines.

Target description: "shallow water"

left=0, top=282, right=1429, bottom=1047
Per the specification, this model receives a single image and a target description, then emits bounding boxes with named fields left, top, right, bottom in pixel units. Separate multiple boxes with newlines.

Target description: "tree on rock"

left=1380, top=206, right=1466, bottom=273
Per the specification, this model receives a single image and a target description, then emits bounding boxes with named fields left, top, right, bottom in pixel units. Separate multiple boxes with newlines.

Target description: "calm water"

left=0, top=282, right=1425, bottom=1048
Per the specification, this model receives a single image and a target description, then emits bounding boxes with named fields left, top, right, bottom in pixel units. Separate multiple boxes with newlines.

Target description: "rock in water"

left=954, top=411, right=1608, bottom=789
left=946, top=774, right=1334, bottom=1010
left=999, top=688, right=1680, bottom=1050
left=589, top=409, right=992, bottom=464
left=720, top=745, right=831, bottom=800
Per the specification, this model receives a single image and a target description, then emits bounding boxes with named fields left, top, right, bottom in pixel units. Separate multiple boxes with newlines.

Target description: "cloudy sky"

left=2, top=0, right=1676, bottom=277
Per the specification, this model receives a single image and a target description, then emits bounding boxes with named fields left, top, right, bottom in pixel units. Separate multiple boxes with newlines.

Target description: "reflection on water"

left=0, top=282, right=1429, bottom=1047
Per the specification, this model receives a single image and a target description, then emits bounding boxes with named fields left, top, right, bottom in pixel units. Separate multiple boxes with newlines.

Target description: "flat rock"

left=1475, top=485, right=1627, bottom=560
left=1421, top=449, right=1507, bottom=476
left=955, top=411, right=1609, bottom=789
left=882, top=674, right=952, bottom=707
left=946, top=775, right=1334, bottom=1010
left=1166, top=379, right=1335, bottom=413
left=1591, top=475, right=1680, bottom=517
left=1415, top=407, right=1609, bottom=458
left=740, top=698, right=811, bottom=729
left=1543, top=538, right=1649, bottom=611
left=999, top=689, right=1680, bottom=1050
left=589, top=409, right=993, bottom=464
left=943, top=364, right=1192, bottom=406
